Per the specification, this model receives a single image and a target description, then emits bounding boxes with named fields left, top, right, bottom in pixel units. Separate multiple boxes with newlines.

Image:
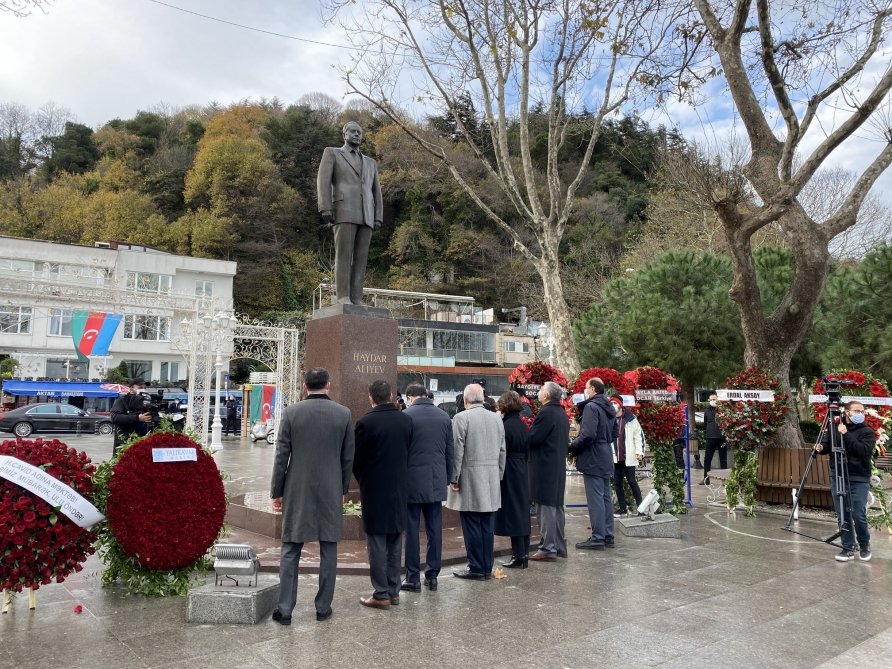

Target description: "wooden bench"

left=875, top=454, right=892, bottom=471
left=756, top=447, right=832, bottom=508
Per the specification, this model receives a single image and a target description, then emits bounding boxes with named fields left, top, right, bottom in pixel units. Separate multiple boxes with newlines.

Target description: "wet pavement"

left=2, top=433, right=891, bottom=668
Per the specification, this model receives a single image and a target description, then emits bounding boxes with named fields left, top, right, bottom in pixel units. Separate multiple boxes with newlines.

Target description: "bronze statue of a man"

left=316, top=121, right=383, bottom=306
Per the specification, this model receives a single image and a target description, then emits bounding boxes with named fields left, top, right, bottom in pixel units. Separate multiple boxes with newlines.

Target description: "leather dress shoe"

left=425, top=577, right=438, bottom=591
left=359, top=595, right=391, bottom=609
left=605, top=537, right=615, bottom=548
left=271, top=609, right=292, bottom=626
left=390, top=595, right=400, bottom=606
left=529, top=551, right=557, bottom=562
left=316, top=608, right=333, bottom=621
left=575, top=538, right=606, bottom=550
left=400, top=580, right=421, bottom=593
left=501, top=556, right=528, bottom=569
left=452, top=568, right=487, bottom=580
left=557, top=550, right=568, bottom=558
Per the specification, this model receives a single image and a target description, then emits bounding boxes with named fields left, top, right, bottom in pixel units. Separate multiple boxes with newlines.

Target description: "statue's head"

left=342, top=121, right=363, bottom=148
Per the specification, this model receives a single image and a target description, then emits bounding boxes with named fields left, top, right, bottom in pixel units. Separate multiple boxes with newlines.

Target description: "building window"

left=46, top=358, right=88, bottom=379
left=503, top=340, right=529, bottom=353
left=48, top=308, right=73, bottom=337
left=0, top=306, right=32, bottom=334
left=123, top=315, right=171, bottom=341
left=0, top=259, right=35, bottom=276
left=123, top=360, right=152, bottom=380
left=126, top=271, right=172, bottom=294
left=160, top=361, right=180, bottom=383
left=195, top=280, right=213, bottom=297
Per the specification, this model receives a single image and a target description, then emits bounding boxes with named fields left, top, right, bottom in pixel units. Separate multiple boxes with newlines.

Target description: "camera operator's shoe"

left=859, top=547, right=872, bottom=561
left=834, top=549, right=855, bottom=562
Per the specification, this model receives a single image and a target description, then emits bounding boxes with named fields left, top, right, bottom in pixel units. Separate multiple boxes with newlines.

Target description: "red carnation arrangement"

left=508, top=361, right=573, bottom=426
left=628, top=366, right=685, bottom=447
left=0, top=437, right=97, bottom=593
left=813, top=369, right=889, bottom=443
left=105, top=432, right=226, bottom=570
left=572, top=368, right=636, bottom=395
left=716, top=367, right=789, bottom=452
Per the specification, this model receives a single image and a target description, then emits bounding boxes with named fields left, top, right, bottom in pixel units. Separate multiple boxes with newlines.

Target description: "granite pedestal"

left=187, top=576, right=279, bottom=624
left=616, top=513, right=681, bottom=538
left=305, top=304, right=399, bottom=422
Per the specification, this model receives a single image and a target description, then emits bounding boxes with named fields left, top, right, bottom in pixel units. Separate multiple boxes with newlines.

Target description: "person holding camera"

left=816, top=400, right=874, bottom=562
left=110, top=378, right=153, bottom=456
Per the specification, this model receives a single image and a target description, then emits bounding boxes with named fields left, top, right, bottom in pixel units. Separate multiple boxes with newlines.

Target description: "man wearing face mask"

left=816, top=401, right=875, bottom=562
left=570, top=378, right=619, bottom=550
left=700, top=392, right=727, bottom=485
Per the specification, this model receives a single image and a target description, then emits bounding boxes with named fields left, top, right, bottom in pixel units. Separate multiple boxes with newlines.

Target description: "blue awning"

left=0, top=381, right=121, bottom=398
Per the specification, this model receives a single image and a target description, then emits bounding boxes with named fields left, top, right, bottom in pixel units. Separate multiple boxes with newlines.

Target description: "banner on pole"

left=0, top=455, right=104, bottom=529
left=808, top=395, right=892, bottom=406
left=716, top=389, right=776, bottom=402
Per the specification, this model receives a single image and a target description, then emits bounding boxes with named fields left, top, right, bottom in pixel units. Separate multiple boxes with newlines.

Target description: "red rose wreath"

left=508, top=361, right=574, bottom=426
left=105, top=432, right=226, bottom=570
left=0, top=437, right=97, bottom=592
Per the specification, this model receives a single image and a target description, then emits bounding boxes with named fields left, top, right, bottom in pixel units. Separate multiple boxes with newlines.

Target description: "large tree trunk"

left=726, top=208, right=831, bottom=448
left=535, top=257, right=581, bottom=380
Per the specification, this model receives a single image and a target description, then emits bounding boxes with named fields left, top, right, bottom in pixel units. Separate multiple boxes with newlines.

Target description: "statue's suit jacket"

left=316, top=145, right=383, bottom=228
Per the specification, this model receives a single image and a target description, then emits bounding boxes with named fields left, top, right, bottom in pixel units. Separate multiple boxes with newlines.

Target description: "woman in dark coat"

left=495, top=391, right=532, bottom=569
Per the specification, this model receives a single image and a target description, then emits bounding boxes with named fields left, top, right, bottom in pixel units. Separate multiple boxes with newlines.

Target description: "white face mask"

left=709, top=400, right=717, bottom=407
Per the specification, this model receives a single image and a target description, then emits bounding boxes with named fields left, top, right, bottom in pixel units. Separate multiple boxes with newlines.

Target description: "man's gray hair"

left=342, top=120, right=362, bottom=133
left=542, top=381, right=563, bottom=402
left=463, top=383, right=485, bottom=404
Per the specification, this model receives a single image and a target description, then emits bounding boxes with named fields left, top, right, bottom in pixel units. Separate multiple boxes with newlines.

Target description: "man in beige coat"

left=447, top=383, right=506, bottom=580
left=316, top=121, right=383, bottom=306
left=270, top=368, right=354, bottom=625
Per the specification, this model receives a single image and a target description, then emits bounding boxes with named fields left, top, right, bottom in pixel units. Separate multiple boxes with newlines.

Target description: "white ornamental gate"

left=184, top=315, right=301, bottom=448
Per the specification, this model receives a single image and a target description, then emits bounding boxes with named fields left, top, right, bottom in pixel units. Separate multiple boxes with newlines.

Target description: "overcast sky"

left=1, top=0, right=890, bottom=211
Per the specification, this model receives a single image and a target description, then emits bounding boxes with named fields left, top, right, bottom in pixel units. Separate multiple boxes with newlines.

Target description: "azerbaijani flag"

left=250, top=384, right=276, bottom=423
left=71, top=311, right=124, bottom=362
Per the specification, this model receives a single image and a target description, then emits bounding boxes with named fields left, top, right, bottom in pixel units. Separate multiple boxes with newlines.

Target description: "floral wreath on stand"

left=628, top=366, right=686, bottom=514
left=812, top=369, right=892, bottom=531
left=93, top=430, right=227, bottom=596
left=508, top=361, right=574, bottom=427
left=716, top=367, right=789, bottom=516
left=572, top=367, right=636, bottom=396
left=0, top=438, right=98, bottom=607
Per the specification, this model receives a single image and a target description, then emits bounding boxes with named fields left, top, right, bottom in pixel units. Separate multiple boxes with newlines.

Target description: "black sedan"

left=0, top=403, right=114, bottom=438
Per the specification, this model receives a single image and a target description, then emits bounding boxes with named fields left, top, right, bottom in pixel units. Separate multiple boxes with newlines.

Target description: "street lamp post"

left=204, top=311, right=237, bottom=453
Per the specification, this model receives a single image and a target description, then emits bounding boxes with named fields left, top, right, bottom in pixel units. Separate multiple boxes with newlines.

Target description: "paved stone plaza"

left=2, top=434, right=890, bottom=668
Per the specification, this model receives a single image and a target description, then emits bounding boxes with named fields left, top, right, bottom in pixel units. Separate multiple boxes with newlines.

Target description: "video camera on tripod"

left=783, top=376, right=858, bottom=548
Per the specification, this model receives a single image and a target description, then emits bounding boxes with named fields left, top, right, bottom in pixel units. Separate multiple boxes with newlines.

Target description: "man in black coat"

left=354, top=379, right=413, bottom=608
left=223, top=396, right=238, bottom=436
left=110, top=378, right=152, bottom=456
left=701, top=392, right=727, bottom=484
left=400, top=383, right=453, bottom=593
left=817, top=400, right=875, bottom=562
left=570, top=378, right=619, bottom=550
left=528, top=382, right=571, bottom=561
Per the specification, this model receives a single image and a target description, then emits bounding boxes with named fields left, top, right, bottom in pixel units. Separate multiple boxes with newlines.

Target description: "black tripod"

left=783, top=403, right=858, bottom=550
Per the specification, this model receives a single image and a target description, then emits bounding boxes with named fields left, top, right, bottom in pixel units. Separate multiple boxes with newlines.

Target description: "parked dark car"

left=0, top=404, right=114, bottom=438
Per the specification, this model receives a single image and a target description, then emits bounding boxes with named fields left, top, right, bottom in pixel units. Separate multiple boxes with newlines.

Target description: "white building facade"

left=0, top=237, right=236, bottom=383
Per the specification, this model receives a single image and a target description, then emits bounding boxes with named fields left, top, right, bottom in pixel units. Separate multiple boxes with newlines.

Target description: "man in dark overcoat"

left=354, top=379, right=413, bottom=608
left=401, top=383, right=453, bottom=593
left=270, top=368, right=354, bottom=625
left=570, top=378, right=619, bottom=550
left=528, top=381, right=570, bottom=561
